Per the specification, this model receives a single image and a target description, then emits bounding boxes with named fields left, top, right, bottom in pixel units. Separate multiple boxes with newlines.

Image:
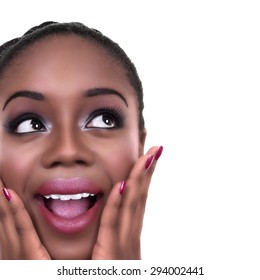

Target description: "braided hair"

left=0, top=21, right=145, bottom=129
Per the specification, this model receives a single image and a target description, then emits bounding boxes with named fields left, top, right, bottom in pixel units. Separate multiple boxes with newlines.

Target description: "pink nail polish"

left=119, top=181, right=126, bottom=194
left=145, top=155, right=154, bottom=170
left=2, top=188, right=11, bottom=201
left=155, top=146, right=163, bottom=160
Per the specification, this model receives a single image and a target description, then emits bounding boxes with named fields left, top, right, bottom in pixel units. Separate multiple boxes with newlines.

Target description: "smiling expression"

left=0, top=34, right=145, bottom=259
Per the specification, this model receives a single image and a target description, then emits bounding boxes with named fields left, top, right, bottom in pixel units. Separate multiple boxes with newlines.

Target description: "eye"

left=16, top=118, right=46, bottom=133
left=87, top=113, right=118, bottom=129
left=4, top=113, right=48, bottom=134
left=84, top=107, right=125, bottom=129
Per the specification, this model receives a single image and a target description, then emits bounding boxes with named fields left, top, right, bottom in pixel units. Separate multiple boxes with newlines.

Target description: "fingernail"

left=145, top=155, right=154, bottom=170
left=119, top=181, right=126, bottom=195
left=2, top=188, right=11, bottom=201
left=155, top=146, right=163, bottom=160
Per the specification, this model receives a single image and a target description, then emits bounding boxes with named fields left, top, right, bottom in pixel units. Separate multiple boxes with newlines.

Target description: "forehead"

left=0, top=34, right=132, bottom=94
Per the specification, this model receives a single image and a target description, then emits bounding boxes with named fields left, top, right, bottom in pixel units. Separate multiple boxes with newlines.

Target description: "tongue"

left=46, top=198, right=91, bottom=219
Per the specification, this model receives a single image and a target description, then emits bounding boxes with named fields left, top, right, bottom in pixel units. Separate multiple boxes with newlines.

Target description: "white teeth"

left=44, top=192, right=95, bottom=200
left=70, top=194, right=83, bottom=200
left=60, top=195, right=70, bottom=201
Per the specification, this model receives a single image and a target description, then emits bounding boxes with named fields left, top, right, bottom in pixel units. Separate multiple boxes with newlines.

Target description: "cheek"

left=0, top=139, right=38, bottom=193
left=98, top=133, right=140, bottom=183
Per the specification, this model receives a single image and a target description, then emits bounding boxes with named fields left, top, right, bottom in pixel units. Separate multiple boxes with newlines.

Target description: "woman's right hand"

left=0, top=179, right=51, bottom=260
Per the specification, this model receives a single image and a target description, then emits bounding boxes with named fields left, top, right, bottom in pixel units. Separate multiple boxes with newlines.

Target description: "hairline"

left=0, top=22, right=145, bottom=129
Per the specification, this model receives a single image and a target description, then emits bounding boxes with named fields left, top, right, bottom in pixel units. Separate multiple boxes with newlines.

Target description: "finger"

left=119, top=146, right=163, bottom=255
left=0, top=221, right=8, bottom=259
left=93, top=145, right=163, bottom=260
left=2, top=189, right=50, bottom=259
left=3, top=188, right=50, bottom=259
left=92, top=181, right=124, bottom=259
left=118, top=147, right=158, bottom=234
left=0, top=186, right=21, bottom=259
left=132, top=146, right=163, bottom=246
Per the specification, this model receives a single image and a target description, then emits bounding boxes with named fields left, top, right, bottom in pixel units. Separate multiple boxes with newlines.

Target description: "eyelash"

left=3, top=113, right=47, bottom=134
left=3, top=106, right=126, bottom=135
left=84, top=106, right=126, bottom=129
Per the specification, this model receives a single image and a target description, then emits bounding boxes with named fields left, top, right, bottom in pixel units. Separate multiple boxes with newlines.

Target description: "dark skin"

left=0, top=34, right=162, bottom=259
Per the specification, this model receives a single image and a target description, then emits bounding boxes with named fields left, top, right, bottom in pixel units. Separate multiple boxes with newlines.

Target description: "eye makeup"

left=83, top=105, right=127, bottom=130
left=3, top=112, right=49, bottom=135
left=2, top=105, right=127, bottom=135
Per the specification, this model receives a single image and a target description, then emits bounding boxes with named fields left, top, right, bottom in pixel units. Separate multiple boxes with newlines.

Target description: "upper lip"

left=37, top=177, right=103, bottom=196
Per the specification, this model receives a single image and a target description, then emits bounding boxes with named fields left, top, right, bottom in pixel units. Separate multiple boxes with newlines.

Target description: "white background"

left=0, top=1, right=260, bottom=279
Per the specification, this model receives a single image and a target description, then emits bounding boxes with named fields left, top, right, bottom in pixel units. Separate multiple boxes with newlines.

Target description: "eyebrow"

left=2, top=87, right=128, bottom=111
left=85, top=88, right=128, bottom=107
left=2, top=90, right=44, bottom=111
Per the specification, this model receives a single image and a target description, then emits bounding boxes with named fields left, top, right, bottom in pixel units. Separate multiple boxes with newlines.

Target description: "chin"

left=34, top=214, right=101, bottom=260
left=45, top=238, right=96, bottom=260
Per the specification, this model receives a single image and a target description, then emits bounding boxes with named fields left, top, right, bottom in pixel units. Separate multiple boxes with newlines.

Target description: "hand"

left=92, top=145, right=163, bottom=259
left=0, top=181, right=51, bottom=259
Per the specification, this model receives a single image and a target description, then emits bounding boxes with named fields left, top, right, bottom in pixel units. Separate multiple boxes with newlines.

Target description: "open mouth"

left=35, top=177, right=104, bottom=233
left=42, top=192, right=102, bottom=219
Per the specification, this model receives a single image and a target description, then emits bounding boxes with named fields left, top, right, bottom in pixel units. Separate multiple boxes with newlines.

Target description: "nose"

left=41, top=125, right=95, bottom=169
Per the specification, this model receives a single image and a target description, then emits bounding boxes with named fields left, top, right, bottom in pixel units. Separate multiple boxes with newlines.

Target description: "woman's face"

left=0, top=35, right=145, bottom=259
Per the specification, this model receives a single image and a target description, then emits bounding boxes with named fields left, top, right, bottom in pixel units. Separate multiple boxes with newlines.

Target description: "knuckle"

left=0, top=209, right=8, bottom=221
left=15, top=223, right=25, bottom=236
left=11, top=202, right=25, bottom=216
left=127, top=201, right=138, bottom=214
left=139, top=191, right=148, bottom=204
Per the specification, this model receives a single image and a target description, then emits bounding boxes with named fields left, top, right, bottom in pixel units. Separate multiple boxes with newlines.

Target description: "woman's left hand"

left=92, top=146, right=163, bottom=259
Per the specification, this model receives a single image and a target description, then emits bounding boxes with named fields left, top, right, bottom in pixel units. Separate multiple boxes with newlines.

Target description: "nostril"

left=49, top=160, right=87, bottom=168
left=75, top=160, right=87, bottom=165
left=50, top=162, right=60, bottom=168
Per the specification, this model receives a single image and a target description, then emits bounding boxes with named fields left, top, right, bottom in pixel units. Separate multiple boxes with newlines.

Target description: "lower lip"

left=37, top=198, right=102, bottom=234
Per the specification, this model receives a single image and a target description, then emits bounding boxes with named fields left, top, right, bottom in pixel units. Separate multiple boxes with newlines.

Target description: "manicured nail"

left=145, top=155, right=154, bottom=170
left=2, top=188, right=11, bottom=201
left=119, top=181, right=126, bottom=194
left=155, top=146, right=163, bottom=160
